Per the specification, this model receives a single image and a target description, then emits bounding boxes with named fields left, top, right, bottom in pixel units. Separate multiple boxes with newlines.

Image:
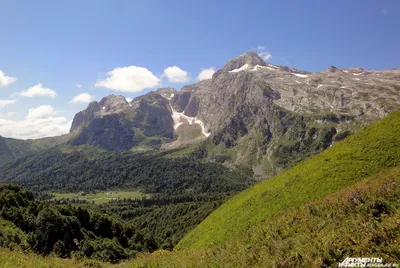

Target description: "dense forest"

left=0, top=145, right=254, bottom=194
left=0, top=184, right=225, bottom=263
left=0, top=146, right=255, bottom=263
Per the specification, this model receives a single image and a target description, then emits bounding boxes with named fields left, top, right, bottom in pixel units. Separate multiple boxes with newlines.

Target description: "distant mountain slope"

left=56, top=52, right=400, bottom=180
left=0, top=134, right=73, bottom=166
left=0, top=145, right=254, bottom=194
left=69, top=89, right=177, bottom=150
left=1, top=52, right=399, bottom=179
left=62, top=52, right=400, bottom=179
left=170, top=52, right=400, bottom=177
left=176, top=108, right=400, bottom=250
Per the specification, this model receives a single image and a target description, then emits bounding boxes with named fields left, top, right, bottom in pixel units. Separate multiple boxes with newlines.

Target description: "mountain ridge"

left=1, top=52, right=399, bottom=176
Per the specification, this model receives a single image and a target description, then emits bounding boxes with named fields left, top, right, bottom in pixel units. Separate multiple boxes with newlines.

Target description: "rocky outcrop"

left=170, top=52, right=400, bottom=177
left=69, top=92, right=175, bottom=150
left=70, top=101, right=101, bottom=132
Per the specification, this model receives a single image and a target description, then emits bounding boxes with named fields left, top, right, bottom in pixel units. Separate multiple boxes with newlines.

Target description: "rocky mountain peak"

left=213, top=51, right=267, bottom=78
left=99, top=94, right=128, bottom=107
left=156, top=87, right=178, bottom=100
left=328, top=65, right=340, bottom=72
left=97, top=94, right=129, bottom=115
left=70, top=101, right=101, bottom=132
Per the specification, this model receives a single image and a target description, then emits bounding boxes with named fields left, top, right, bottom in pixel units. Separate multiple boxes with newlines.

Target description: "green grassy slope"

left=1, top=165, right=398, bottom=267
left=176, top=109, right=400, bottom=250
left=0, top=134, right=72, bottom=166
left=132, top=166, right=400, bottom=267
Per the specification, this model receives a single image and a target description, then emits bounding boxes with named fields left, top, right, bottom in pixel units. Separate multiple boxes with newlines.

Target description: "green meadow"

left=51, top=190, right=149, bottom=204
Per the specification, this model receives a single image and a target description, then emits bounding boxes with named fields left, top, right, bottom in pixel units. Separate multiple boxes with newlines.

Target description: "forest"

left=0, top=146, right=255, bottom=263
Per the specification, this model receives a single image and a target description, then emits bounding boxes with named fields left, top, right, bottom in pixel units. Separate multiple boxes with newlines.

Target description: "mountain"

left=69, top=89, right=177, bottom=150
left=169, top=52, right=400, bottom=177
left=57, top=52, right=400, bottom=179
left=1, top=52, right=399, bottom=177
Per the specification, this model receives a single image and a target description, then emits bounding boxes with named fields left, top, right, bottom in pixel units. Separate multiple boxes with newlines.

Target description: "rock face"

left=69, top=93, right=175, bottom=150
left=169, top=52, right=400, bottom=177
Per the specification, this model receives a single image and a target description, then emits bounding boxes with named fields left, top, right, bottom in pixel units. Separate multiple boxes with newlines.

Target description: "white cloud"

left=19, top=83, right=57, bottom=98
left=0, top=70, right=17, bottom=88
left=162, top=66, right=190, bottom=83
left=254, top=46, right=272, bottom=61
left=0, top=99, right=17, bottom=108
left=95, top=66, right=160, bottom=93
left=0, top=112, right=15, bottom=118
left=71, top=93, right=94, bottom=104
left=0, top=105, right=71, bottom=139
left=26, top=105, right=57, bottom=120
left=76, top=84, right=82, bottom=88
left=197, top=67, right=215, bottom=81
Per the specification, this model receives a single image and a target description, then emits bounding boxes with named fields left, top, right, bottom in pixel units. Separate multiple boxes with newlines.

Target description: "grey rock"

left=170, top=52, right=400, bottom=177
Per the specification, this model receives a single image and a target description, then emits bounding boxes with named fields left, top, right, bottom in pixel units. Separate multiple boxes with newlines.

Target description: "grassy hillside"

left=130, top=166, right=400, bottom=267
left=0, top=166, right=399, bottom=267
left=176, top=109, right=400, bottom=249
left=0, top=249, right=87, bottom=268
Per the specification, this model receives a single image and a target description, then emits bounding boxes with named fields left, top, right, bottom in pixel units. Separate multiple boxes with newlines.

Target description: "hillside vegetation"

left=130, top=166, right=400, bottom=267
left=0, top=134, right=72, bottom=166
left=177, top=109, right=400, bottom=249
left=1, top=165, right=399, bottom=267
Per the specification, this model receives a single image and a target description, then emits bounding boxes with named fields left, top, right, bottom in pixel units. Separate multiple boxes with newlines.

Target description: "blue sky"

left=0, top=0, right=399, bottom=139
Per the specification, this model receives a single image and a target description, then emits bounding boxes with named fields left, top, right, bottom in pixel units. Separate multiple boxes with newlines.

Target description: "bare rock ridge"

left=69, top=92, right=174, bottom=150
left=68, top=51, right=400, bottom=176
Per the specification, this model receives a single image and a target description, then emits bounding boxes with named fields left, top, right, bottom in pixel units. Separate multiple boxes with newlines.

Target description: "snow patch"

left=353, top=72, right=363, bottom=76
left=343, top=70, right=349, bottom=73
left=295, top=80, right=301, bottom=84
left=292, top=73, right=308, bottom=78
left=167, top=93, right=175, bottom=100
left=317, top=84, right=324, bottom=88
left=102, top=107, right=105, bottom=110
left=125, top=97, right=133, bottom=106
left=171, top=106, right=210, bottom=137
left=340, top=86, right=346, bottom=89
left=229, top=64, right=249, bottom=73
left=268, top=64, right=280, bottom=69
left=251, top=65, right=275, bottom=71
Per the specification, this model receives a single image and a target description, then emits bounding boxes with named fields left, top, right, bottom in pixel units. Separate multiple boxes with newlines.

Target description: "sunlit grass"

left=177, top=109, right=400, bottom=249
left=50, top=191, right=149, bottom=204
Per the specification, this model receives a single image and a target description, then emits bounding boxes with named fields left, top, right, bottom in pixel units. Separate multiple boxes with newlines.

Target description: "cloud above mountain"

left=255, top=46, right=272, bottom=61
left=18, top=83, right=58, bottom=98
left=162, top=66, right=190, bottom=83
left=0, top=70, right=17, bottom=88
left=71, top=93, right=94, bottom=104
left=95, top=66, right=160, bottom=92
left=197, top=67, right=215, bottom=81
